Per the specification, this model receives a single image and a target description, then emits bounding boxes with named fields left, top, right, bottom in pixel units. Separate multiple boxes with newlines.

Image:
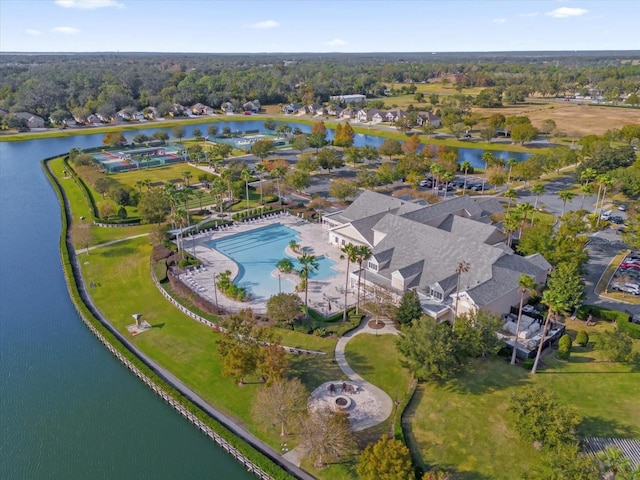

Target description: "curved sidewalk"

left=334, top=317, right=398, bottom=430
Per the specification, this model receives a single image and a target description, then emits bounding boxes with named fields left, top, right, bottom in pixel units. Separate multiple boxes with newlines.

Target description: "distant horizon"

left=2, top=49, right=639, bottom=56
left=2, top=1, right=639, bottom=53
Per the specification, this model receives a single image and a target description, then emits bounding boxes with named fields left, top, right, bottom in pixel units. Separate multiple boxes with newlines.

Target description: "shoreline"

left=42, top=155, right=311, bottom=480
left=0, top=114, right=539, bottom=153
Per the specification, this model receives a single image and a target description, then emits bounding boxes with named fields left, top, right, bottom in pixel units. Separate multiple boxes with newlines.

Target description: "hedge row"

left=43, top=158, right=296, bottom=480
left=576, top=305, right=630, bottom=323
left=576, top=305, right=640, bottom=339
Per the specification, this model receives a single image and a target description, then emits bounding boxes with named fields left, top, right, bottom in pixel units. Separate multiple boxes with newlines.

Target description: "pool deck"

left=180, top=212, right=353, bottom=315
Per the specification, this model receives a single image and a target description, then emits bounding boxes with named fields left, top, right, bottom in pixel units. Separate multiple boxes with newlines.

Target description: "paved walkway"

left=334, top=316, right=398, bottom=430
left=284, top=316, right=399, bottom=467
left=75, top=232, right=149, bottom=254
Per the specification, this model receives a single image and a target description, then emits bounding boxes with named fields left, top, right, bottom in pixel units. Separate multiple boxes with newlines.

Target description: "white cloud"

left=54, top=0, right=124, bottom=9
left=51, top=26, right=80, bottom=34
left=519, top=12, right=538, bottom=18
left=325, top=39, right=347, bottom=46
left=25, top=29, right=42, bottom=35
left=251, top=20, right=279, bottom=29
left=545, top=7, right=588, bottom=18
left=492, top=18, right=507, bottom=24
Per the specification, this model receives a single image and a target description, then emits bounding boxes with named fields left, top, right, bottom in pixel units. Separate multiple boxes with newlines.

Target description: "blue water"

left=209, top=223, right=337, bottom=299
left=0, top=138, right=253, bottom=479
left=36, top=119, right=530, bottom=170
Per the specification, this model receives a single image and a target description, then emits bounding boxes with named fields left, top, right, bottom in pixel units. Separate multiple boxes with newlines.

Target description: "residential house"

left=144, top=106, right=159, bottom=119
left=117, top=109, right=133, bottom=121
left=339, top=108, right=355, bottom=120
left=86, top=114, right=102, bottom=126
left=171, top=103, right=186, bottom=117
left=384, top=109, right=407, bottom=123
left=15, top=112, right=45, bottom=129
left=306, top=103, right=324, bottom=116
left=356, top=109, right=385, bottom=124
left=282, top=103, right=302, bottom=114
left=221, top=102, right=236, bottom=114
left=326, top=105, right=343, bottom=117
left=97, top=112, right=114, bottom=123
left=191, top=103, right=215, bottom=115
left=242, top=100, right=261, bottom=113
left=322, top=190, right=549, bottom=320
left=416, top=111, right=442, bottom=128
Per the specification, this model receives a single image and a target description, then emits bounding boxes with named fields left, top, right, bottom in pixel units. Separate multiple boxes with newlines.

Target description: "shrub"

left=522, top=358, right=534, bottom=370
left=575, top=330, right=589, bottom=347
left=617, top=317, right=640, bottom=339
left=152, top=260, right=168, bottom=282
left=599, top=330, right=636, bottom=363
left=576, top=305, right=629, bottom=323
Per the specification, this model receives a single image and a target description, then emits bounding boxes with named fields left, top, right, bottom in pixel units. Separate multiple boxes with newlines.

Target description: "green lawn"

left=406, top=320, right=640, bottom=479
left=110, top=162, right=204, bottom=188
left=50, top=158, right=92, bottom=223
left=344, top=333, right=411, bottom=399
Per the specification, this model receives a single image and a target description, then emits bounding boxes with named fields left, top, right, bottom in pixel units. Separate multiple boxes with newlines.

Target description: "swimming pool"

left=208, top=223, right=337, bottom=299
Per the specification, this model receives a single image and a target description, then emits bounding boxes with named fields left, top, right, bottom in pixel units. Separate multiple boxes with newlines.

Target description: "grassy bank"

left=406, top=319, right=640, bottom=479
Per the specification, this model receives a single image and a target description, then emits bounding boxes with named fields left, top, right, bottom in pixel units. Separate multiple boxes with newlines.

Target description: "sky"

left=1, top=0, right=639, bottom=53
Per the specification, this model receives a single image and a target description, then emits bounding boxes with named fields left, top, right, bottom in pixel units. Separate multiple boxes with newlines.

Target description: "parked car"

left=618, top=204, right=627, bottom=211
left=611, top=283, right=640, bottom=295
left=620, top=263, right=640, bottom=270
left=610, top=216, right=624, bottom=224
left=600, top=210, right=612, bottom=221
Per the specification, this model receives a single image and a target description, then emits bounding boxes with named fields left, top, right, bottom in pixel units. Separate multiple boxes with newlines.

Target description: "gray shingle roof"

left=372, top=213, right=504, bottom=296
left=340, top=190, right=412, bottom=222
left=465, top=253, right=546, bottom=307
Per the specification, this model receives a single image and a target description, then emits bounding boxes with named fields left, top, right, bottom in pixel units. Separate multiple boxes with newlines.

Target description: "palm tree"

left=171, top=207, right=188, bottom=260
left=340, top=243, right=359, bottom=321
left=511, top=275, right=537, bottom=365
left=580, top=167, right=597, bottom=187
left=595, top=173, right=614, bottom=225
left=461, top=160, right=471, bottom=193
left=135, top=180, right=144, bottom=194
left=531, top=289, right=569, bottom=375
left=442, top=171, right=454, bottom=199
left=142, top=178, right=151, bottom=191
left=481, top=151, right=494, bottom=195
left=276, top=258, right=294, bottom=273
left=516, top=202, right=534, bottom=238
left=579, top=183, right=594, bottom=210
left=430, top=164, right=443, bottom=192
left=558, top=189, right=575, bottom=216
left=288, top=240, right=300, bottom=253
left=503, top=212, right=520, bottom=248
left=298, top=253, right=319, bottom=318
left=454, top=260, right=470, bottom=320
left=181, top=170, right=192, bottom=187
left=194, top=189, right=205, bottom=212
left=272, top=167, right=285, bottom=205
left=255, top=163, right=266, bottom=205
left=241, top=168, right=252, bottom=212
left=354, top=245, right=372, bottom=314
left=530, top=184, right=545, bottom=222
left=220, top=168, right=234, bottom=202
left=503, top=188, right=517, bottom=213
left=506, top=158, right=518, bottom=184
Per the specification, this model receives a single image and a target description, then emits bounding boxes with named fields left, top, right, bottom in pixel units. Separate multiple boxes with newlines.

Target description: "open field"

left=406, top=319, right=640, bottom=479
left=473, top=102, right=640, bottom=138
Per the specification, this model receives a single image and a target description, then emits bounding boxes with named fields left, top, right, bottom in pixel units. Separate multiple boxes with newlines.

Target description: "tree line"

left=1, top=51, right=639, bottom=128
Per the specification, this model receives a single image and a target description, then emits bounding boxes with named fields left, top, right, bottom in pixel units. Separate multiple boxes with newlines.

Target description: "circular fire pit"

left=334, top=396, right=353, bottom=411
